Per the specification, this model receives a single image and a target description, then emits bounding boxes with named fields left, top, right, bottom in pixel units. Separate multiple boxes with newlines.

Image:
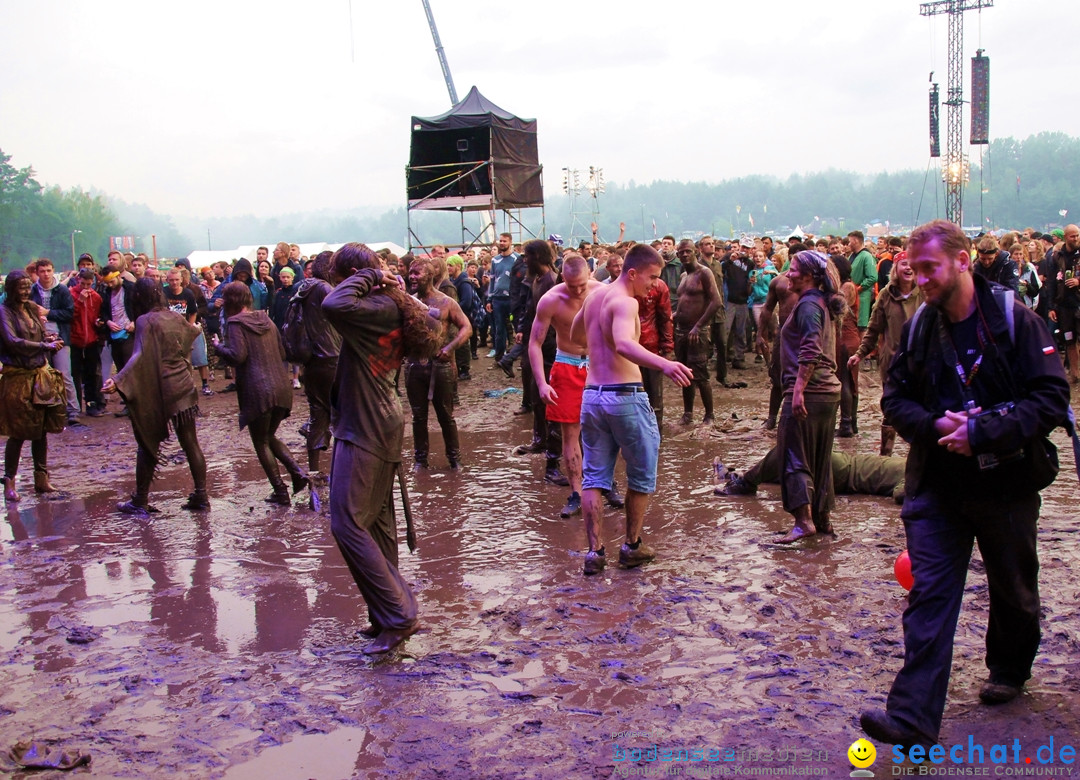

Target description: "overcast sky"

left=1, top=0, right=1072, bottom=220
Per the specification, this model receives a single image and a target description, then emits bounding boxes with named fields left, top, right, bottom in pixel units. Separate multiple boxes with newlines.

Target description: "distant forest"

left=2, top=132, right=1077, bottom=270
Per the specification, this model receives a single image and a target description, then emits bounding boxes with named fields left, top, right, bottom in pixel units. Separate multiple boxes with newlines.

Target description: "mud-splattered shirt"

left=322, top=269, right=404, bottom=462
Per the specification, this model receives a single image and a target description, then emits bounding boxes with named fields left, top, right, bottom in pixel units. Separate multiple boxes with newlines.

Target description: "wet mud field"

left=1, top=359, right=1078, bottom=779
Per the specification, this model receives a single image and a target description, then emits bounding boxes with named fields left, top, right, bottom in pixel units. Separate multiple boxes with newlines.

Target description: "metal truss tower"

left=919, top=0, right=992, bottom=225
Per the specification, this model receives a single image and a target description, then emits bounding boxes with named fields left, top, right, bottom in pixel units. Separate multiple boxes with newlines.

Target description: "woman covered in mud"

left=0, top=270, right=68, bottom=502
left=104, top=277, right=209, bottom=516
left=847, top=251, right=922, bottom=456
left=776, top=250, right=845, bottom=543
left=212, top=281, right=308, bottom=506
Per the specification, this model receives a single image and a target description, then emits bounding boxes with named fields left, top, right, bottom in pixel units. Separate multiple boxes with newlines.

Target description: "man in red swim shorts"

left=530, top=254, right=603, bottom=518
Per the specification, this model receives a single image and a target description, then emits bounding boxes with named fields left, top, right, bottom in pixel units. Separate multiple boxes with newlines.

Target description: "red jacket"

left=636, top=280, right=674, bottom=356
left=70, top=287, right=103, bottom=349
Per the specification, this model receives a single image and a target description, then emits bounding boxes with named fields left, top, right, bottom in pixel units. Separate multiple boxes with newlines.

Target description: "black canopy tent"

left=406, top=86, right=544, bottom=252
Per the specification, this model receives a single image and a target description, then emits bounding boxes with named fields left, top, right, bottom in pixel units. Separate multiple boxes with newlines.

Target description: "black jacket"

left=99, top=280, right=136, bottom=335
left=883, top=275, right=1069, bottom=502
left=972, top=250, right=1020, bottom=294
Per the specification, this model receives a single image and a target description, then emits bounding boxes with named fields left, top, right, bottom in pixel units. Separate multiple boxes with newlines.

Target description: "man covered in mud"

left=530, top=253, right=603, bottom=519
left=714, top=449, right=906, bottom=504
left=404, top=257, right=471, bottom=470
left=673, top=239, right=722, bottom=425
left=860, top=220, right=1070, bottom=749
left=322, top=243, right=442, bottom=655
left=571, top=244, right=693, bottom=575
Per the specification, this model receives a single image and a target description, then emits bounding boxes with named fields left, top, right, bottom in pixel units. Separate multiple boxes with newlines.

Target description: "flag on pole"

left=748, top=214, right=755, bottom=228
left=652, top=219, right=657, bottom=239
left=1016, top=175, right=1021, bottom=198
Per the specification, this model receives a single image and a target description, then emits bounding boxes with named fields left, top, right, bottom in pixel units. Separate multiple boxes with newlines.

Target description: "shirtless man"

left=570, top=244, right=694, bottom=575
left=405, top=257, right=472, bottom=469
left=530, top=254, right=603, bottom=518
left=757, top=269, right=800, bottom=430
left=673, top=239, right=722, bottom=424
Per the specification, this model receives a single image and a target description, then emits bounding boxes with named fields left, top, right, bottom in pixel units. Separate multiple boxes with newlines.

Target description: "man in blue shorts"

left=571, top=245, right=693, bottom=575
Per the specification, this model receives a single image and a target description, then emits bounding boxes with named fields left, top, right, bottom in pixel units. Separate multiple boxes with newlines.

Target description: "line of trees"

left=3, top=132, right=1076, bottom=271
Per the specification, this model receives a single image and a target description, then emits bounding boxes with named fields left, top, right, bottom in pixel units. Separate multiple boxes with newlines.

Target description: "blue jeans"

left=580, top=388, right=660, bottom=494
left=491, top=297, right=512, bottom=358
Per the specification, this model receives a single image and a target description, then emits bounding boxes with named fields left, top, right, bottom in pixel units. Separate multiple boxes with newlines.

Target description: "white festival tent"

left=185, top=241, right=408, bottom=269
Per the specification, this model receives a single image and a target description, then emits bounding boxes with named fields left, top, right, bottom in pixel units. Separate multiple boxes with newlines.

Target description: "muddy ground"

left=1, top=355, right=1078, bottom=779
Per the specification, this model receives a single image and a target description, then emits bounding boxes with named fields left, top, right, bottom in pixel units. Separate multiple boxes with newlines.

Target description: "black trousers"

left=302, top=357, right=337, bottom=452
left=70, top=344, right=104, bottom=410
left=886, top=491, right=1041, bottom=740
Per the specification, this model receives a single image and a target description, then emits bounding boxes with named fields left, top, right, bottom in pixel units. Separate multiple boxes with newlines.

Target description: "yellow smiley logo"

left=848, top=738, right=876, bottom=769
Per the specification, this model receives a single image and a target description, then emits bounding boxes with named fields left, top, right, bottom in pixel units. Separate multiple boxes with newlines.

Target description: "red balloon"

left=894, top=550, right=914, bottom=591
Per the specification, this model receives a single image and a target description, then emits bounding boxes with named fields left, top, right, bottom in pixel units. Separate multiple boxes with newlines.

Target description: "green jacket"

left=849, top=249, right=877, bottom=328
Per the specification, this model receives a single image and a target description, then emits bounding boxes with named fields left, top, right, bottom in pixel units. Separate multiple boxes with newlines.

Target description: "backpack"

left=281, top=289, right=312, bottom=364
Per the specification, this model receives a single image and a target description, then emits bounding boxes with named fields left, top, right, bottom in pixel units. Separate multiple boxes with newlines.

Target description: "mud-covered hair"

left=3, top=270, right=29, bottom=306
left=331, top=242, right=443, bottom=358
left=131, top=276, right=167, bottom=320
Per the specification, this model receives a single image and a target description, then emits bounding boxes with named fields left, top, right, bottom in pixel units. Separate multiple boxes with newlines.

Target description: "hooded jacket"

left=215, top=309, right=293, bottom=429
left=292, top=278, right=341, bottom=361
left=231, top=259, right=269, bottom=312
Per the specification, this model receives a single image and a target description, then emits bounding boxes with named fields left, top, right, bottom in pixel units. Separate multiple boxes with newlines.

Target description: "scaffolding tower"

left=919, top=0, right=993, bottom=225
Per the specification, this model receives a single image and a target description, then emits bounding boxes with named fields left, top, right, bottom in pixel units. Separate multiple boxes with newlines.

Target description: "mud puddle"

left=1, top=362, right=1078, bottom=778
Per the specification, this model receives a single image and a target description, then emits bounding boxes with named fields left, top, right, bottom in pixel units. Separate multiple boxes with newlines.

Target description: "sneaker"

left=514, top=441, right=544, bottom=455
left=487, top=350, right=496, bottom=358
left=202, top=386, right=215, bottom=396
left=978, top=681, right=1022, bottom=705
left=497, top=358, right=515, bottom=379
left=292, top=378, right=302, bottom=389
left=66, top=417, right=88, bottom=430
left=86, top=405, right=106, bottom=418
left=719, top=473, right=757, bottom=496
left=731, top=361, right=747, bottom=370
left=114, top=407, right=129, bottom=418
left=583, top=547, right=606, bottom=576
left=458, top=372, right=471, bottom=382
left=560, top=491, right=582, bottom=518
left=754, top=354, right=763, bottom=363
left=603, top=482, right=625, bottom=509
left=222, top=383, right=236, bottom=393
left=619, top=539, right=655, bottom=569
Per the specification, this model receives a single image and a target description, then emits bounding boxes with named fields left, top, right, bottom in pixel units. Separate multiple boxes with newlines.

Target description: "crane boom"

left=420, top=0, right=458, bottom=106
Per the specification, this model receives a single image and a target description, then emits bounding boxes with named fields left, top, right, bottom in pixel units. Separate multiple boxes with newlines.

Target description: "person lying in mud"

left=212, top=281, right=309, bottom=506
left=714, top=450, right=906, bottom=504
left=104, top=277, right=209, bottom=516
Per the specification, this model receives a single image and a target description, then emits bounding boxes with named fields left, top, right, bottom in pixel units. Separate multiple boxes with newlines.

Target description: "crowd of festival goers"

left=1, top=225, right=1077, bottom=510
